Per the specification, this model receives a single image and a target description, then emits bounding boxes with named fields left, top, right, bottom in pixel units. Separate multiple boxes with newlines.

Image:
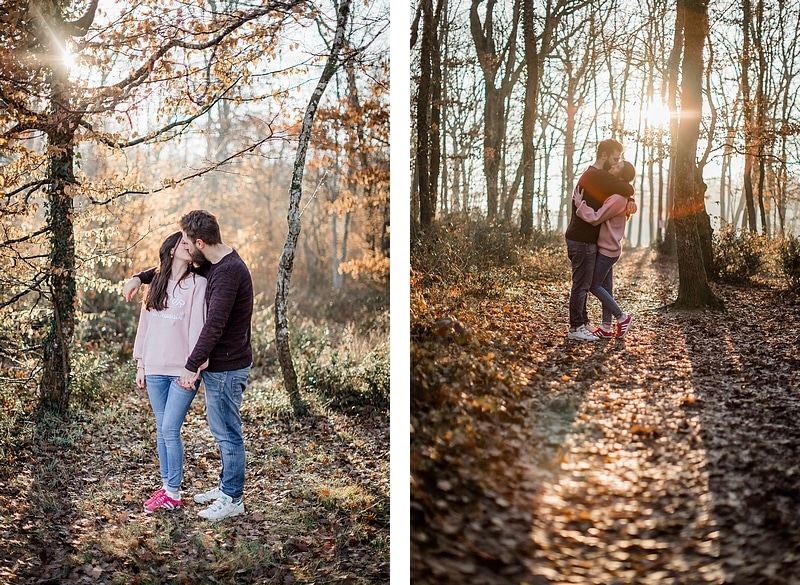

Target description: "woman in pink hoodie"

left=573, top=160, right=635, bottom=339
left=133, top=231, right=207, bottom=513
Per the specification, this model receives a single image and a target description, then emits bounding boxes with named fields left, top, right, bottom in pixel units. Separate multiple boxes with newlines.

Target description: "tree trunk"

left=561, top=91, right=577, bottom=233
left=662, top=5, right=683, bottom=256
left=40, top=135, right=77, bottom=413
left=519, top=0, right=536, bottom=238
left=430, top=0, right=443, bottom=220
left=483, top=88, right=504, bottom=221
left=469, top=0, right=522, bottom=221
left=755, top=0, right=768, bottom=235
left=757, top=154, right=768, bottom=235
left=741, top=0, right=758, bottom=231
left=671, top=0, right=723, bottom=311
left=38, top=5, right=84, bottom=414
left=416, top=0, right=435, bottom=227
left=657, top=140, right=664, bottom=244
left=332, top=212, right=342, bottom=289
left=275, top=0, right=350, bottom=416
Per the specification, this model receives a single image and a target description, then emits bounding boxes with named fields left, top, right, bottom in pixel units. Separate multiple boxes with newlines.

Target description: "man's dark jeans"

left=566, top=238, right=597, bottom=329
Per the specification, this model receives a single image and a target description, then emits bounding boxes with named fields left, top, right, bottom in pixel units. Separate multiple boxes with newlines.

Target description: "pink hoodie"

left=575, top=195, right=629, bottom=258
left=133, top=274, right=207, bottom=377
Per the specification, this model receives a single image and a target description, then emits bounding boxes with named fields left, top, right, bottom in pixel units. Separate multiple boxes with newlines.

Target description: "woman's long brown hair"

left=144, top=232, right=192, bottom=311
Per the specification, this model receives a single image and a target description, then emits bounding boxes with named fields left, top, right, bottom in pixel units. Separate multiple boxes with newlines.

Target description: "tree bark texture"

left=37, top=0, right=96, bottom=413
left=741, top=0, right=758, bottom=231
left=662, top=4, right=683, bottom=256
left=671, top=0, right=724, bottom=310
left=519, top=0, right=537, bottom=238
left=417, top=0, right=436, bottom=227
left=275, top=0, right=351, bottom=416
left=40, top=141, right=77, bottom=413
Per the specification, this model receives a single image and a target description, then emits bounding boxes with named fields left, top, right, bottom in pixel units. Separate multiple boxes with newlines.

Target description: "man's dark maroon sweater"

left=137, top=250, right=253, bottom=373
left=564, top=166, right=634, bottom=243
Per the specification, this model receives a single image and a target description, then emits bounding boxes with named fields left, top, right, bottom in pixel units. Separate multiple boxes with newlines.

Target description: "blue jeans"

left=203, top=367, right=251, bottom=501
left=146, top=375, right=198, bottom=491
left=590, top=253, right=622, bottom=325
left=566, top=239, right=597, bottom=328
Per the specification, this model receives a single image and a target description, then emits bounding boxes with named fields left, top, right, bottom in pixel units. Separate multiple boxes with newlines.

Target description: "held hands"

left=123, top=276, right=142, bottom=302
left=178, top=368, right=200, bottom=389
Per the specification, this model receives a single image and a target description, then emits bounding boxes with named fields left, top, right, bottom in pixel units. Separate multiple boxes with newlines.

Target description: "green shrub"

left=361, top=346, right=390, bottom=407
left=297, top=322, right=389, bottom=414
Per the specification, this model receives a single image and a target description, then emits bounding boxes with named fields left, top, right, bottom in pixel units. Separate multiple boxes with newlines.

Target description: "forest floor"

left=411, top=245, right=800, bottom=585
left=0, top=374, right=389, bottom=584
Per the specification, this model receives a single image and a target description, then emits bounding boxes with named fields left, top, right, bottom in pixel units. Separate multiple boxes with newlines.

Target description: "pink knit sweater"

left=133, top=274, right=207, bottom=377
left=575, top=195, right=629, bottom=258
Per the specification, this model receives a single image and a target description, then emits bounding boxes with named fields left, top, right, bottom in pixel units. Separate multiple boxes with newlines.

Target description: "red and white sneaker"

left=144, top=489, right=181, bottom=513
left=143, top=488, right=166, bottom=509
left=592, top=326, right=615, bottom=339
left=616, top=314, right=633, bottom=338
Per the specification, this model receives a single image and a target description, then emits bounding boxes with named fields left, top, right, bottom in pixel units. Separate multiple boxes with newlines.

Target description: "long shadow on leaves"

left=411, top=328, right=615, bottom=585
left=683, top=287, right=800, bottom=584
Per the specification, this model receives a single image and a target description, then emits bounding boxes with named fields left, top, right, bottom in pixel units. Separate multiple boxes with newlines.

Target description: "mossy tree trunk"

left=36, top=1, right=96, bottom=413
left=40, top=131, right=77, bottom=413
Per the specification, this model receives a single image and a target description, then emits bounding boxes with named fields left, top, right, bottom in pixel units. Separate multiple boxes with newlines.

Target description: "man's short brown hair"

left=180, top=210, right=222, bottom=245
left=597, top=138, right=624, bottom=159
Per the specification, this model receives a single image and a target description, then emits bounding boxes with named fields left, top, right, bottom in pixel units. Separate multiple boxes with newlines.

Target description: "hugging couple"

left=565, top=138, right=637, bottom=342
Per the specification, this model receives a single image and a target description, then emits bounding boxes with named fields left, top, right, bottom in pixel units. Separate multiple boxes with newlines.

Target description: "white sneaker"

left=198, top=493, right=245, bottom=520
left=193, top=487, right=223, bottom=504
left=567, top=325, right=598, bottom=341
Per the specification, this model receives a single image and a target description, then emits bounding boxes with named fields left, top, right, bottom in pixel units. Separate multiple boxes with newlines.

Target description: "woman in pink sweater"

left=573, top=161, right=635, bottom=339
left=133, top=231, right=207, bottom=513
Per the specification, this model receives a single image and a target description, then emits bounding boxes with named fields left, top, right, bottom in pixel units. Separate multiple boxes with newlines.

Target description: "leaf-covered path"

left=0, top=379, right=389, bottom=584
left=411, top=247, right=800, bottom=585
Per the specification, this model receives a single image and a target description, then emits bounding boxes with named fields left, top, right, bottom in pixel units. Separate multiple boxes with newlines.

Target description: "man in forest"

left=123, top=210, right=254, bottom=520
left=564, top=138, right=635, bottom=341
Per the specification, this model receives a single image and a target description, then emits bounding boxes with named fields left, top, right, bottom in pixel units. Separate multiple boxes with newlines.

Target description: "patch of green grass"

left=243, top=377, right=295, bottom=420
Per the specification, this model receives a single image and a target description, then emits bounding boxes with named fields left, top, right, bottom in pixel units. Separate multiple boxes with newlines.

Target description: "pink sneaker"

left=144, top=490, right=181, bottom=513
left=616, top=314, right=633, bottom=338
left=144, top=488, right=166, bottom=508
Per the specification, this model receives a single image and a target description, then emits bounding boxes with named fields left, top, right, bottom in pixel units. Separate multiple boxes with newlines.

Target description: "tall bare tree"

left=470, top=0, right=524, bottom=221
left=519, top=0, right=586, bottom=237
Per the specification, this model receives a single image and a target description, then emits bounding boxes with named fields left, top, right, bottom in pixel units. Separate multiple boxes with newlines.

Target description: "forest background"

left=410, top=0, right=800, bottom=582
left=0, top=0, right=391, bottom=583
left=411, top=0, right=800, bottom=241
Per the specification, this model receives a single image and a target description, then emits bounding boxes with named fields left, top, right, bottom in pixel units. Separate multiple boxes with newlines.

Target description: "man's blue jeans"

left=202, top=367, right=251, bottom=501
left=146, top=375, right=198, bottom=491
left=566, top=239, right=597, bottom=329
left=590, top=253, right=622, bottom=325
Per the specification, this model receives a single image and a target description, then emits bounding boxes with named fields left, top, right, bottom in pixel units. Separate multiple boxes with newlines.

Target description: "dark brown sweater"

left=136, top=249, right=253, bottom=373
left=564, top=166, right=634, bottom=244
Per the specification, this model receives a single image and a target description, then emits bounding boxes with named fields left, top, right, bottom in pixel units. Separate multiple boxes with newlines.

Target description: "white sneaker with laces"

left=193, top=487, right=223, bottom=504
left=198, top=493, right=245, bottom=520
left=567, top=325, right=598, bottom=341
